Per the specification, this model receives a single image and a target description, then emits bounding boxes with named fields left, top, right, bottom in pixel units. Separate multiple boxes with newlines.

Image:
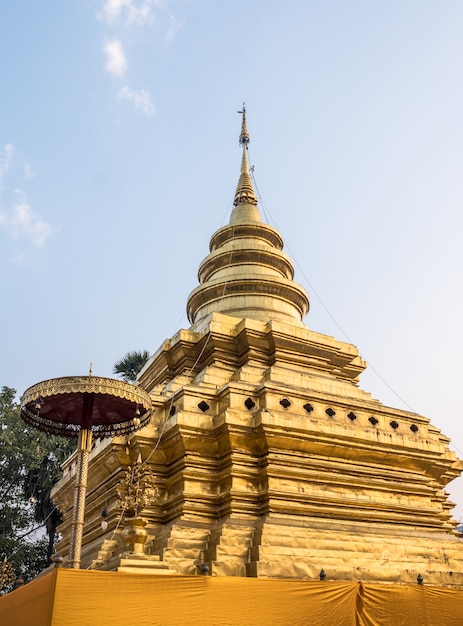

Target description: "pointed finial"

left=89, top=363, right=93, bottom=376
left=238, top=102, right=250, bottom=147
left=233, top=104, right=258, bottom=207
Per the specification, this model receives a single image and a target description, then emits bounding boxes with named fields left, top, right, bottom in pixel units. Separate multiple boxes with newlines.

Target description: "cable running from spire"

left=248, top=159, right=421, bottom=416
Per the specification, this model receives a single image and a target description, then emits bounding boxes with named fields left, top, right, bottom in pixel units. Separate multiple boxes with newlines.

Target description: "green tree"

left=24, top=452, right=71, bottom=564
left=113, top=350, right=150, bottom=383
left=0, top=386, right=73, bottom=589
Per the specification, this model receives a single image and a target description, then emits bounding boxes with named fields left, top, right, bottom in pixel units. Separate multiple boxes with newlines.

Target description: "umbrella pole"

left=68, top=428, right=93, bottom=569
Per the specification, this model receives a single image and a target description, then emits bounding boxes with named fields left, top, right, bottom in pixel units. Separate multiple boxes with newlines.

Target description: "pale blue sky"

left=1, top=1, right=463, bottom=518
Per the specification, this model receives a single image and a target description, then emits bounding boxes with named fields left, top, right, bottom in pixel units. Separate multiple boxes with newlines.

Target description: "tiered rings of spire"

left=186, top=107, right=309, bottom=326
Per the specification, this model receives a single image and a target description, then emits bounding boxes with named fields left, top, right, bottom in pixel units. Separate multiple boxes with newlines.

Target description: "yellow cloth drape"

left=0, top=569, right=55, bottom=626
left=1, top=569, right=463, bottom=626
left=357, top=582, right=463, bottom=626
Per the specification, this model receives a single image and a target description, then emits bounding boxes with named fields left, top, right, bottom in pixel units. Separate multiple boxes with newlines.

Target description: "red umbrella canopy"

left=20, top=376, right=152, bottom=438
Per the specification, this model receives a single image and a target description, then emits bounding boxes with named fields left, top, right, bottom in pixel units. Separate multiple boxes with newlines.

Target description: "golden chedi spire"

left=233, top=105, right=259, bottom=212
left=186, top=107, right=309, bottom=326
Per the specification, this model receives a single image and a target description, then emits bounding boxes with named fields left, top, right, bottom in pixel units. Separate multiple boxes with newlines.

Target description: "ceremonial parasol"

left=21, top=374, right=152, bottom=569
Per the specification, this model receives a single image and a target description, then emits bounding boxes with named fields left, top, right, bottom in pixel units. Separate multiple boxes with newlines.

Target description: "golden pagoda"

left=52, top=108, right=463, bottom=586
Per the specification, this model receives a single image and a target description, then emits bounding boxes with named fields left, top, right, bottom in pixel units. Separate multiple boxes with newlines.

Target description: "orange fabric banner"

left=0, top=569, right=56, bottom=626
left=357, top=582, right=463, bottom=626
left=48, top=571, right=358, bottom=626
left=1, top=569, right=462, bottom=626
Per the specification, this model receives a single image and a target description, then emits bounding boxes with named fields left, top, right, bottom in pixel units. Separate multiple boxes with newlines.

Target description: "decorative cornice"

left=139, top=313, right=366, bottom=393
left=210, top=223, right=284, bottom=252
left=198, top=247, right=295, bottom=283
left=187, top=278, right=309, bottom=325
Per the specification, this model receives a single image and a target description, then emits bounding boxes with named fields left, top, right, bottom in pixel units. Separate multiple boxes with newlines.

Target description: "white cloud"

left=118, top=86, right=155, bottom=117
left=0, top=191, right=51, bottom=248
left=97, top=2, right=182, bottom=113
left=126, top=0, right=157, bottom=26
left=98, top=0, right=158, bottom=27
left=24, top=161, right=36, bottom=181
left=165, top=12, right=184, bottom=42
left=0, top=145, right=52, bottom=250
left=103, top=39, right=127, bottom=76
left=98, top=0, right=125, bottom=23
left=0, top=144, right=14, bottom=188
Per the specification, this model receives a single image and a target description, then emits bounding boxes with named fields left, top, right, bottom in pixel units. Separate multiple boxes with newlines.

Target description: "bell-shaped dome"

left=186, top=107, right=309, bottom=326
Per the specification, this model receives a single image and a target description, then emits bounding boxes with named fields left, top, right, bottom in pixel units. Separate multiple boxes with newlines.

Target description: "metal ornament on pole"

left=20, top=375, right=152, bottom=569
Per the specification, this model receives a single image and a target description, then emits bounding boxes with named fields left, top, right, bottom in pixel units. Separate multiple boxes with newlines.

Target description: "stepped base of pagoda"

left=138, top=514, right=463, bottom=586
